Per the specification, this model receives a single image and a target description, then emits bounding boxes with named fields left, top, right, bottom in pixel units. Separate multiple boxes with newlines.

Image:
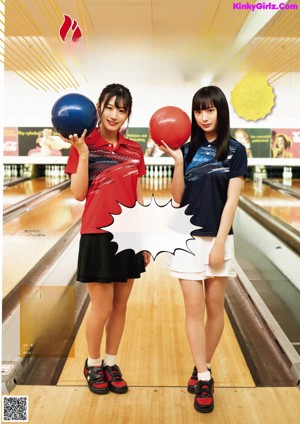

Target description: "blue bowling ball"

left=51, top=93, right=98, bottom=138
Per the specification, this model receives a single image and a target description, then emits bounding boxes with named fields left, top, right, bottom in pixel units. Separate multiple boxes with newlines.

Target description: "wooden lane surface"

left=8, top=178, right=300, bottom=423
left=58, top=255, right=254, bottom=388
left=242, top=180, right=300, bottom=232
left=3, top=177, right=60, bottom=209
left=274, top=178, right=300, bottom=190
left=2, top=188, right=84, bottom=299
left=142, top=177, right=173, bottom=204
left=143, top=178, right=300, bottom=232
left=8, top=258, right=299, bottom=424
left=9, top=385, right=300, bottom=424
left=1, top=178, right=164, bottom=299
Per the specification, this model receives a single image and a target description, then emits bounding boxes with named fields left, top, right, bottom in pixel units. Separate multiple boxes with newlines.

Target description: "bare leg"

left=85, top=283, right=114, bottom=359
left=179, top=279, right=207, bottom=373
left=204, top=277, right=228, bottom=363
left=105, top=279, right=135, bottom=355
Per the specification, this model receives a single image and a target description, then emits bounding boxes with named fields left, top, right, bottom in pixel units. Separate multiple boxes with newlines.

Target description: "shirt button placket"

left=109, top=144, right=115, bottom=156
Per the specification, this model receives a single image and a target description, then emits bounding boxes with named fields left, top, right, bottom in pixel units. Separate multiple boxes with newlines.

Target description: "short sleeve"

left=229, top=144, right=248, bottom=179
left=64, top=145, right=79, bottom=176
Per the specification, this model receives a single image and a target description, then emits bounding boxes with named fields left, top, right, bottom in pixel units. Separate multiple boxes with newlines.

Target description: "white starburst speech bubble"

left=104, top=196, right=201, bottom=259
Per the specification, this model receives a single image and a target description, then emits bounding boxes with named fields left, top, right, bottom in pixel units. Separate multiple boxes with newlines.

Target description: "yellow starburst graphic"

left=231, top=73, right=275, bottom=121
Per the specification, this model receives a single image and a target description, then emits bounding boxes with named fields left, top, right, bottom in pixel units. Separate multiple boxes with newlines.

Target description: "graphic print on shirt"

left=82, top=141, right=143, bottom=233
left=64, top=128, right=146, bottom=234
left=180, top=138, right=247, bottom=237
left=88, top=144, right=140, bottom=193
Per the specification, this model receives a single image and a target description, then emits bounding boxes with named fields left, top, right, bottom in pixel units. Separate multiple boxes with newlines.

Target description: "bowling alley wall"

left=3, top=70, right=300, bottom=168
left=3, top=126, right=300, bottom=160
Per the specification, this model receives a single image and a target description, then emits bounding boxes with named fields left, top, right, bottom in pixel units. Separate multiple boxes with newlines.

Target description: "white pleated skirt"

left=165, top=235, right=236, bottom=281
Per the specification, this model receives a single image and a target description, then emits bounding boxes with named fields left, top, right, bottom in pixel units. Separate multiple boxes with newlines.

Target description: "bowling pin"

left=163, top=165, right=167, bottom=178
left=286, top=167, right=292, bottom=187
left=13, top=165, right=18, bottom=177
left=282, top=167, right=287, bottom=185
left=59, top=165, right=65, bottom=178
left=149, top=165, right=154, bottom=178
left=159, top=165, right=163, bottom=179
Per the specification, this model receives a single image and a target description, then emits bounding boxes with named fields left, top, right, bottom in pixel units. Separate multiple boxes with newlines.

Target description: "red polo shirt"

left=65, top=128, right=146, bottom=234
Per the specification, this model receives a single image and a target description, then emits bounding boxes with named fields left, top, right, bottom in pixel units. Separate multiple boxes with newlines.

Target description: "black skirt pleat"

left=77, top=233, right=146, bottom=283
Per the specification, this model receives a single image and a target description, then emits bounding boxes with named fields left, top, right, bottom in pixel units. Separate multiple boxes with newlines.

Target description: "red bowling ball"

left=149, top=106, right=191, bottom=149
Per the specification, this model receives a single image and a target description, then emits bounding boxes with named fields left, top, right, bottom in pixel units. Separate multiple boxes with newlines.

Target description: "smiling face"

left=193, top=105, right=218, bottom=141
left=98, top=96, right=129, bottom=134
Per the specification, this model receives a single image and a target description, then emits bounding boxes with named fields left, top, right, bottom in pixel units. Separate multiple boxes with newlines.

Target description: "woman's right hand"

left=68, top=129, right=89, bottom=157
left=159, top=140, right=183, bottom=162
left=59, top=129, right=89, bottom=157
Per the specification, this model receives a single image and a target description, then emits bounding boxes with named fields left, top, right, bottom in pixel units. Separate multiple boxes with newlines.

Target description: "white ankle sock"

left=87, top=357, right=102, bottom=367
left=103, top=353, right=116, bottom=367
left=198, top=370, right=211, bottom=381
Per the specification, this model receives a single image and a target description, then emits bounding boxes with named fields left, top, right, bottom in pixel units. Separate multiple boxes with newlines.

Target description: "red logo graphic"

left=59, top=14, right=82, bottom=42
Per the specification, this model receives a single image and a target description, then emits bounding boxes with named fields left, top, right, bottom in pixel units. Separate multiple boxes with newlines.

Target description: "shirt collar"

left=87, top=128, right=128, bottom=146
left=204, top=138, right=217, bottom=147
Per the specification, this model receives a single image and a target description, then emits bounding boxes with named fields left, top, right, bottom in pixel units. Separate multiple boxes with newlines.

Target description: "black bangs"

left=98, top=83, right=133, bottom=117
left=192, top=94, right=215, bottom=111
left=192, top=86, right=227, bottom=113
left=114, top=94, right=130, bottom=111
left=103, top=93, right=129, bottom=111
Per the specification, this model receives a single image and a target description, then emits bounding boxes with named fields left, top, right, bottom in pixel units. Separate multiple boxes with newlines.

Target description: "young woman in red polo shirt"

left=65, top=83, right=150, bottom=395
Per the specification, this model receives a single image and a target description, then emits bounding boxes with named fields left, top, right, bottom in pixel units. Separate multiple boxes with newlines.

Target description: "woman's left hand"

left=209, top=243, right=225, bottom=268
left=142, top=251, right=151, bottom=267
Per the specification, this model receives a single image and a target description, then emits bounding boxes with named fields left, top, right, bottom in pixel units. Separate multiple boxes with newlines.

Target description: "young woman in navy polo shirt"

left=161, top=86, right=247, bottom=413
left=65, top=83, right=150, bottom=395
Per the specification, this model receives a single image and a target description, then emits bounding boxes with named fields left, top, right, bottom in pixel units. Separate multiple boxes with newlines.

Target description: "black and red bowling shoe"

left=188, top=366, right=212, bottom=394
left=187, top=366, right=198, bottom=393
left=103, top=362, right=128, bottom=394
left=194, top=378, right=215, bottom=413
left=83, top=359, right=109, bottom=395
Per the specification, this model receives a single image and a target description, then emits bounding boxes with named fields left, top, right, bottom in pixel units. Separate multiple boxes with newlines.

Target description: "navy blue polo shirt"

left=181, top=138, right=248, bottom=236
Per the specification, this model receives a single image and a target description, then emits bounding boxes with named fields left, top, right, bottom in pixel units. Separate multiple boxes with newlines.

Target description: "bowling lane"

left=143, top=177, right=300, bottom=232
left=3, top=177, right=170, bottom=301
left=3, top=188, right=84, bottom=299
left=269, top=178, right=300, bottom=190
left=235, top=181, right=300, bottom=358
left=263, top=178, right=300, bottom=200
left=142, top=177, right=173, bottom=204
left=3, top=177, right=65, bottom=210
left=58, top=255, right=255, bottom=389
left=242, top=180, right=300, bottom=232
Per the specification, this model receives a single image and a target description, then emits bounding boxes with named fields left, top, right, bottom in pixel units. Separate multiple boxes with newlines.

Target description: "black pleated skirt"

left=77, top=233, right=146, bottom=283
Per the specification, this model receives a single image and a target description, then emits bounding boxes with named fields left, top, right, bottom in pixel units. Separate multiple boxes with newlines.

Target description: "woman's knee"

left=205, top=298, right=224, bottom=318
left=185, top=299, right=205, bottom=319
left=111, top=299, right=129, bottom=316
left=90, top=304, right=113, bottom=322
